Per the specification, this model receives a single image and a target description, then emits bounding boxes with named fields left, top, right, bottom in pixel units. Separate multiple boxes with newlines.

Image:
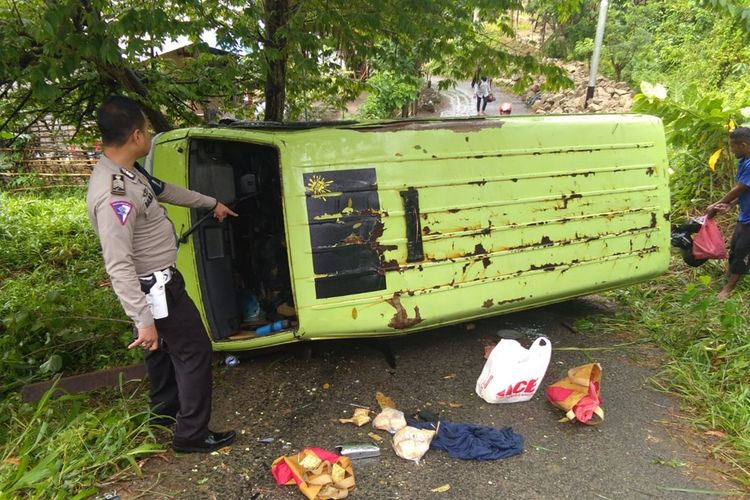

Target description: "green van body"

left=148, top=114, right=670, bottom=352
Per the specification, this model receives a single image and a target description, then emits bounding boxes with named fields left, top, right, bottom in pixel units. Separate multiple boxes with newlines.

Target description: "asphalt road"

left=439, top=80, right=529, bottom=118
left=113, top=297, right=741, bottom=499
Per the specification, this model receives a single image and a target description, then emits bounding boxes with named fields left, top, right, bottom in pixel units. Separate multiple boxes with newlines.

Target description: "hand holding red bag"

left=692, top=216, right=727, bottom=260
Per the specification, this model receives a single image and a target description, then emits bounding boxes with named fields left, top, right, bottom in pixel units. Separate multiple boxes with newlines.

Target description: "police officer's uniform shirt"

left=86, top=155, right=217, bottom=328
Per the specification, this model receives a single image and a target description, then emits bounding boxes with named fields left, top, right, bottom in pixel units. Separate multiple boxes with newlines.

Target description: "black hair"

left=730, top=127, right=750, bottom=145
left=97, top=96, right=146, bottom=146
left=481, top=76, right=487, bottom=82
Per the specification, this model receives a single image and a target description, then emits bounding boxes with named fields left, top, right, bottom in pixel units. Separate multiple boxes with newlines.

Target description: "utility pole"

left=585, top=0, right=609, bottom=109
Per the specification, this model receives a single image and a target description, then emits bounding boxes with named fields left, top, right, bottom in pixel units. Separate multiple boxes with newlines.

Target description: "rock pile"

left=522, top=61, right=634, bottom=114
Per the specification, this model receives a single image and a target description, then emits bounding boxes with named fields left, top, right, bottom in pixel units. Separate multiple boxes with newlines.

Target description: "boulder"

left=527, top=59, right=634, bottom=114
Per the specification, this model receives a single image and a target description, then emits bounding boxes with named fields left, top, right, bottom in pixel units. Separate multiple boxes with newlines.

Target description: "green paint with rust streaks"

left=152, top=115, right=670, bottom=351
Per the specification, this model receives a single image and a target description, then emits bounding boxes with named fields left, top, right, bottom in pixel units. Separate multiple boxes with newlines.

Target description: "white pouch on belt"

left=145, top=270, right=169, bottom=319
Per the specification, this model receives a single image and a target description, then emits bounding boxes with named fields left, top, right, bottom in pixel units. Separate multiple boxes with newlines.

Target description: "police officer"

left=87, top=95, right=238, bottom=453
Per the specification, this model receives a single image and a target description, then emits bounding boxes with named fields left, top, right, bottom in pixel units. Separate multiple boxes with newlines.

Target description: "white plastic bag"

left=372, top=407, right=406, bottom=434
left=475, top=337, right=551, bottom=403
left=392, top=426, right=435, bottom=463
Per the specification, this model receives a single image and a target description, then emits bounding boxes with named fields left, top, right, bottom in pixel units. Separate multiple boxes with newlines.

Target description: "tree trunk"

left=610, top=56, right=623, bottom=82
left=263, top=0, right=291, bottom=122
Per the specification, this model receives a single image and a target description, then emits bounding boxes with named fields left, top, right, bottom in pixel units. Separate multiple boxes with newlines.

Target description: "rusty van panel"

left=275, top=114, right=669, bottom=340
left=161, top=115, right=669, bottom=349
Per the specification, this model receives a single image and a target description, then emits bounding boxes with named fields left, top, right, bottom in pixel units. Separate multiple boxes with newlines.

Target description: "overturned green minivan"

left=145, top=114, right=670, bottom=352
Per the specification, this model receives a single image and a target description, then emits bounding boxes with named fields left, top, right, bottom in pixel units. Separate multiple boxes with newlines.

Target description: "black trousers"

left=476, top=96, right=488, bottom=112
left=144, top=269, right=213, bottom=442
left=729, top=222, right=750, bottom=275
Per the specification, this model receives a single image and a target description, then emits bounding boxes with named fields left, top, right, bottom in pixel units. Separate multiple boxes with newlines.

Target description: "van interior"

left=187, top=138, right=296, bottom=341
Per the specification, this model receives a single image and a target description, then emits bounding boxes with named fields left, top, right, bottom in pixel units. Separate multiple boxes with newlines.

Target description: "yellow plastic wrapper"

left=338, top=408, right=371, bottom=427
left=272, top=448, right=356, bottom=500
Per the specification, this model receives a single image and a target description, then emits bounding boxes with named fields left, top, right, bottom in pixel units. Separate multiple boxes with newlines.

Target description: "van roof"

left=215, top=116, right=521, bottom=133
left=212, top=113, right=648, bottom=133
left=217, top=116, right=516, bottom=130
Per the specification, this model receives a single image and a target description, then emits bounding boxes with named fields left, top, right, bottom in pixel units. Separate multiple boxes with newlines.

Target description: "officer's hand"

left=128, top=324, right=159, bottom=351
left=213, top=202, right=238, bottom=223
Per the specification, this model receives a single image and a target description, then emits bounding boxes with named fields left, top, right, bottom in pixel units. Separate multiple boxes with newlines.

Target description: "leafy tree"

left=1, top=0, right=574, bottom=133
left=601, top=4, right=654, bottom=82
left=217, top=0, right=574, bottom=121
left=0, top=0, right=249, bottom=140
left=571, top=0, right=748, bottom=105
left=700, top=0, right=750, bottom=32
left=526, top=0, right=597, bottom=59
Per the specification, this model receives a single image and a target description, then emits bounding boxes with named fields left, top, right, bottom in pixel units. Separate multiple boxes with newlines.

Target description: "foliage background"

left=0, top=189, right=135, bottom=394
left=530, top=0, right=750, bottom=216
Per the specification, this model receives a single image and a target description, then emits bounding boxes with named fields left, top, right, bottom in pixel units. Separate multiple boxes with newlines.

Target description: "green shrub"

left=359, top=70, right=421, bottom=120
left=572, top=38, right=594, bottom=62
left=632, top=84, right=745, bottom=217
left=0, top=190, right=137, bottom=394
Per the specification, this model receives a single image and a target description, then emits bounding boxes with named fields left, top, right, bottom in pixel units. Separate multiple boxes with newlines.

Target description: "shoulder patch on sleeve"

left=110, top=201, right=134, bottom=225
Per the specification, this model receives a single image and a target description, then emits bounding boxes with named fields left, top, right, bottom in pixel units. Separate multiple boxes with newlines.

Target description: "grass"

left=0, top=189, right=138, bottom=393
left=595, top=259, right=750, bottom=487
left=0, top=189, right=166, bottom=498
left=0, top=379, right=164, bottom=498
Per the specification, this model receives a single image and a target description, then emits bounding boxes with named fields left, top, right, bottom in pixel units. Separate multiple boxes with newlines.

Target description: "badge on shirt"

left=110, top=201, right=134, bottom=225
left=111, top=174, right=126, bottom=195
left=143, top=187, right=154, bottom=208
left=119, top=167, right=136, bottom=180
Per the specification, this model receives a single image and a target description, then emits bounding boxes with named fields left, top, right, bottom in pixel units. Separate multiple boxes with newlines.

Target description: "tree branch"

left=0, top=90, right=33, bottom=133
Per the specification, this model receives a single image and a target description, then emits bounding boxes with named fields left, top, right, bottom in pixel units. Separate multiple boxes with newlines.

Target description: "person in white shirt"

left=475, top=76, right=491, bottom=115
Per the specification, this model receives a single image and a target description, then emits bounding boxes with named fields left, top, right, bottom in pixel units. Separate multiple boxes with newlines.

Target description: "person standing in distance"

left=706, top=127, right=750, bottom=300
left=87, top=95, right=238, bottom=453
left=475, top=76, right=491, bottom=115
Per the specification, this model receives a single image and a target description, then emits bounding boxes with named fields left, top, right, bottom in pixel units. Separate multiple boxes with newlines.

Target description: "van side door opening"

left=188, top=138, right=296, bottom=341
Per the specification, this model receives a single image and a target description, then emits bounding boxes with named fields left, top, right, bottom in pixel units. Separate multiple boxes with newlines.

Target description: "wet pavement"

left=439, top=80, right=529, bottom=118
left=113, top=297, right=740, bottom=499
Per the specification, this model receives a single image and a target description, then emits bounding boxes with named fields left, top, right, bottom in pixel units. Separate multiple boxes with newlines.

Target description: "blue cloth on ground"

left=407, top=419, right=524, bottom=460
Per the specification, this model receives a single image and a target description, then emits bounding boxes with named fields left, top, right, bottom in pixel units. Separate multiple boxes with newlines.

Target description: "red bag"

left=692, top=217, right=727, bottom=260
left=272, top=448, right=355, bottom=499
left=546, top=363, right=604, bottom=425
